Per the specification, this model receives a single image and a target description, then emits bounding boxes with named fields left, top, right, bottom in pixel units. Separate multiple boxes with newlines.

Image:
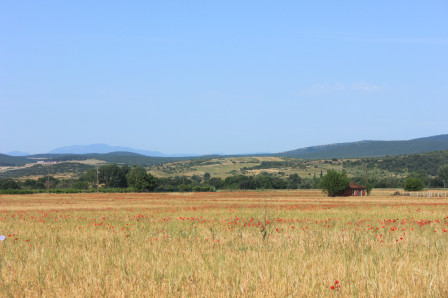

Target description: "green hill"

left=279, top=134, right=448, bottom=159
left=0, top=154, right=35, bottom=166
left=49, top=152, right=184, bottom=166
left=1, top=162, right=94, bottom=178
left=0, top=152, right=190, bottom=167
left=148, top=150, right=448, bottom=180
left=342, top=150, right=448, bottom=176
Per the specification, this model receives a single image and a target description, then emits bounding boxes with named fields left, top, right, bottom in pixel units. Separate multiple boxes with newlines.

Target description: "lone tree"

left=203, top=172, right=211, bottom=182
left=404, top=177, right=424, bottom=191
left=287, top=173, right=302, bottom=189
left=319, top=170, right=349, bottom=197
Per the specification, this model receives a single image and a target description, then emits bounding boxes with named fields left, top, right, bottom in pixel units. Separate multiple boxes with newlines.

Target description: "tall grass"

left=1, top=190, right=448, bottom=296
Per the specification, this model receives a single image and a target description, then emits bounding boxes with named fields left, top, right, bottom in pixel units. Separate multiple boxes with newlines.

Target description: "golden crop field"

left=1, top=190, right=448, bottom=297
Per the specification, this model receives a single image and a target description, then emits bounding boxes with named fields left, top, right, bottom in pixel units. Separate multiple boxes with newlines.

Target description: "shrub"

left=404, top=177, right=424, bottom=191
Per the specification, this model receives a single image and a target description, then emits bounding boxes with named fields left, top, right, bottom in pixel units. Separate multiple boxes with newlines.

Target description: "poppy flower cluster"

left=330, top=280, right=340, bottom=291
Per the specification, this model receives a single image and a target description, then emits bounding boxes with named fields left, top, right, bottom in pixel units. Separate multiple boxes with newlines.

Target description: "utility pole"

left=365, top=164, right=368, bottom=185
left=47, top=163, right=50, bottom=193
left=182, top=164, right=185, bottom=185
left=96, top=167, right=100, bottom=191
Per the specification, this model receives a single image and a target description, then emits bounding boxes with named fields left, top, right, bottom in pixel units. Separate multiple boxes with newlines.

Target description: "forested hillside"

left=2, top=163, right=94, bottom=178
left=279, top=134, right=448, bottom=159
left=342, top=150, right=448, bottom=176
left=0, top=152, right=199, bottom=167
left=0, top=154, right=35, bottom=166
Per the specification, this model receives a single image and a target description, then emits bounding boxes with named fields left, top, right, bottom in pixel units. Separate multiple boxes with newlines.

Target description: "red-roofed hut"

left=343, top=182, right=366, bottom=196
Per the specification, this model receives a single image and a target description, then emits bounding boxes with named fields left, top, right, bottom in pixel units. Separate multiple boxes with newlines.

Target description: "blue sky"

left=1, top=1, right=447, bottom=155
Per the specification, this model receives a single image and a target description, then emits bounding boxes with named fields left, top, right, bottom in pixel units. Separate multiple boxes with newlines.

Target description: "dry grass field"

left=1, top=190, right=448, bottom=297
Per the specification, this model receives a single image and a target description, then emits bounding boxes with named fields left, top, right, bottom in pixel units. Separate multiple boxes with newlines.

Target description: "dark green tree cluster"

left=1, top=169, right=314, bottom=193
left=155, top=172, right=309, bottom=192
left=79, top=165, right=157, bottom=191
left=79, top=165, right=129, bottom=188
left=0, top=179, right=20, bottom=190
left=0, top=176, right=88, bottom=192
left=156, top=173, right=215, bottom=192
left=223, top=174, right=287, bottom=190
left=126, top=165, right=157, bottom=192
left=0, top=165, right=157, bottom=193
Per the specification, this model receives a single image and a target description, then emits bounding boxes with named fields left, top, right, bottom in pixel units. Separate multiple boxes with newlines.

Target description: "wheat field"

left=1, top=190, right=448, bottom=297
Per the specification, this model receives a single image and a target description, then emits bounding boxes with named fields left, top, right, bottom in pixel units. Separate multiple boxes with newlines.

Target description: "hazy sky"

left=1, top=1, right=447, bottom=155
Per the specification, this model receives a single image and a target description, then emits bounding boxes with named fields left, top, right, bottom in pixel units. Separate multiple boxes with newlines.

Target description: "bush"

left=0, top=189, right=38, bottom=194
left=404, top=177, right=424, bottom=191
left=178, top=184, right=192, bottom=192
left=192, top=185, right=214, bottom=192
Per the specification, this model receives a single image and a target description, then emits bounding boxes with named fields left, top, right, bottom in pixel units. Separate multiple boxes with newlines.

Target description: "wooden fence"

left=403, top=192, right=448, bottom=198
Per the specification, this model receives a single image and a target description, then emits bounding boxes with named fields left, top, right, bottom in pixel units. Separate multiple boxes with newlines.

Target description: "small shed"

left=343, top=182, right=366, bottom=197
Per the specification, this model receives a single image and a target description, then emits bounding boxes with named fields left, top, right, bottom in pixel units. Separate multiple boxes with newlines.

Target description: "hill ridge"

left=278, top=134, right=448, bottom=159
left=2, top=134, right=448, bottom=165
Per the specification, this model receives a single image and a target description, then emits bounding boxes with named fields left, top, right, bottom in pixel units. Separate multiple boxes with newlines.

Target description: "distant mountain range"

left=7, top=151, right=30, bottom=156
left=48, top=144, right=200, bottom=157
left=35, top=134, right=448, bottom=158
left=278, top=134, right=448, bottom=159
left=2, top=134, right=448, bottom=167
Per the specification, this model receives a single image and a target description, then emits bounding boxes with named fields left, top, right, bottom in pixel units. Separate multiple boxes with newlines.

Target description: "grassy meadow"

left=1, top=190, right=448, bottom=296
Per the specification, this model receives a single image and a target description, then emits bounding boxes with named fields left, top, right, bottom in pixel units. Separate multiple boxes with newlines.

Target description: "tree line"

left=0, top=164, right=312, bottom=193
left=1, top=164, right=447, bottom=193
